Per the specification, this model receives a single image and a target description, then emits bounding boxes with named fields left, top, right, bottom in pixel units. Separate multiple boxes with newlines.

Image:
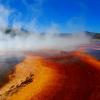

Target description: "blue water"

left=86, top=42, right=100, bottom=60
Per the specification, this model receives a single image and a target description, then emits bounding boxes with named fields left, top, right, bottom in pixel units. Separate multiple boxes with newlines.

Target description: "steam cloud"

left=0, top=3, right=91, bottom=54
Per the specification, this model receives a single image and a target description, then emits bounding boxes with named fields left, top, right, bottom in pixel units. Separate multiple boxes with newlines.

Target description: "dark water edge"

left=87, top=49, right=100, bottom=60
left=86, top=42, right=100, bottom=60
left=0, top=55, right=24, bottom=87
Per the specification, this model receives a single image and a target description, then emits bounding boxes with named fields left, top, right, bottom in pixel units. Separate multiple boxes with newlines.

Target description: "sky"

left=0, top=0, right=100, bottom=33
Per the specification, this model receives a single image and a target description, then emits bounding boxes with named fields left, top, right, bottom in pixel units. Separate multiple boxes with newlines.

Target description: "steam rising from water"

left=0, top=32, right=90, bottom=52
left=0, top=4, right=91, bottom=53
left=0, top=2, right=91, bottom=84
